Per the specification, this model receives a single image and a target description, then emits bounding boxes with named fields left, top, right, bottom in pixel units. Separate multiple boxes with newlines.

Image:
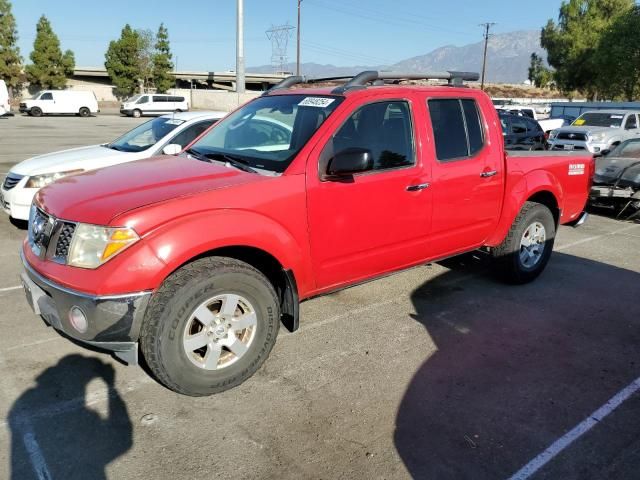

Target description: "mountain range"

left=249, top=30, right=546, bottom=84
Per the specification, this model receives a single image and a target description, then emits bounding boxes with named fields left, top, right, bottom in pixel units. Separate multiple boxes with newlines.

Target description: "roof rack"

left=263, top=70, right=480, bottom=96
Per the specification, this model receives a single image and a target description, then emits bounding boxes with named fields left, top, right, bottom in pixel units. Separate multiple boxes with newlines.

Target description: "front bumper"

left=21, top=252, right=152, bottom=364
left=548, top=140, right=607, bottom=154
left=1, top=184, right=36, bottom=221
left=120, top=108, right=132, bottom=115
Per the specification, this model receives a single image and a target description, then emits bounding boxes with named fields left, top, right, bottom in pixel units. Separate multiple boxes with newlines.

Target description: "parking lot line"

left=556, top=223, right=640, bottom=252
left=507, top=376, right=640, bottom=480
left=0, top=285, right=22, bottom=292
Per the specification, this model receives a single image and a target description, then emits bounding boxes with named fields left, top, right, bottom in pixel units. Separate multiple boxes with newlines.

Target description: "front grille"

left=28, top=206, right=77, bottom=263
left=54, top=222, right=76, bottom=259
left=2, top=173, right=23, bottom=190
left=556, top=131, right=588, bottom=141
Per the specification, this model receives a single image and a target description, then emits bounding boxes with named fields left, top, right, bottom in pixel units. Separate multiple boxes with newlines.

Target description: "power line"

left=479, top=22, right=496, bottom=90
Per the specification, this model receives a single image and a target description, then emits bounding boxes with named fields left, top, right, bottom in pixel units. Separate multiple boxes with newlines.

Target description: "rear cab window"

left=427, top=98, right=485, bottom=161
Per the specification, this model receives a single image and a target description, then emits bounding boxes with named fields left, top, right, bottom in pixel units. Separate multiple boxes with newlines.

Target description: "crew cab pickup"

left=20, top=71, right=593, bottom=396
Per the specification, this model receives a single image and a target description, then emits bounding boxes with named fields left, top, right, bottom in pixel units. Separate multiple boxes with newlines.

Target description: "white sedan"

left=1, top=110, right=226, bottom=220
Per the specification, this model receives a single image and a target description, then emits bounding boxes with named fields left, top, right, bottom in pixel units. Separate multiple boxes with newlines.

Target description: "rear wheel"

left=132, top=109, right=142, bottom=118
left=492, top=201, right=556, bottom=284
left=79, top=107, right=90, bottom=117
left=140, top=257, right=280, bottom=396
left=30, top=107, right=42, bottom=117
left=174, top=109, right=182, bottom=113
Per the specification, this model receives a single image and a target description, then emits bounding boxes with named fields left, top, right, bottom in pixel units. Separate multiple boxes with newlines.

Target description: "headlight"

left=67, top=224, right=139, bottom=269
left=25, top=169, right=84, bottom=188
left=590, top=132, right=606, bottom=142
left=548, top=131, right=557, bottom=140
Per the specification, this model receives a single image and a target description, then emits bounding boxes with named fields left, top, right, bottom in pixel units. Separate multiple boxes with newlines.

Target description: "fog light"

left=68, top=306, right=88, bottom=333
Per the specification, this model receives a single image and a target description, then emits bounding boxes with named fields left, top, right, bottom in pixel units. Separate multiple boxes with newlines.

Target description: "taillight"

left=588, top=156, right=596, bottom=189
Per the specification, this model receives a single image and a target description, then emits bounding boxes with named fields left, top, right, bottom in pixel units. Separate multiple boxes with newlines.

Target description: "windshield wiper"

left=204, top=152, right=257, bottom=174
left=185, top=147, right=209, bottom=162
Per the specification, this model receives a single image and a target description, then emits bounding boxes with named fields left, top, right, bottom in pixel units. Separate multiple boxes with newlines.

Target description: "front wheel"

left=492, top=201, right=556, bottom=284
left=132, top=109, right=142, bottom=118
left=140, top=257, right=280, bottom=396
left=30, top=107, right=43, bottom=117
left=79, top=107, right=90, bottom=117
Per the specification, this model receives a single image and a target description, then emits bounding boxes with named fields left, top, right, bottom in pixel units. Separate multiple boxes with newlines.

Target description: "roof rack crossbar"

left=262, top=70, right=480, bottom=96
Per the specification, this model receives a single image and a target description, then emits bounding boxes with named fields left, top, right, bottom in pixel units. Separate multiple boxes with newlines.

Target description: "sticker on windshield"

left=568, top=163, right=585, bottom=175
left=573, top=119, right=585, bottom=125
left=611, top=115, right=624, bottom=119
left=165, top=119, right=185, bottom=125
left=298, top=97, right=335, bottom=108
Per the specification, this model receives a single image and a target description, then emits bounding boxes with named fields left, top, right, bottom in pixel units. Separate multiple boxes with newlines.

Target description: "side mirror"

left=597, top=149, right=610, bottom=157
left=327, top=147, right=373, bottom=177
left=162, top=144, right=182, bottom=155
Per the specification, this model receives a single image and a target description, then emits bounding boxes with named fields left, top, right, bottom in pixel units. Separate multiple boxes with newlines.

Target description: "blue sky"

left=12, top=0, right=563, bottom=70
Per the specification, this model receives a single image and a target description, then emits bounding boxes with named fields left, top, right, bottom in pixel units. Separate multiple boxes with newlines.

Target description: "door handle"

left=480, top=170, right=498, bottom=178
left=406, top=183, right=430, bottom=191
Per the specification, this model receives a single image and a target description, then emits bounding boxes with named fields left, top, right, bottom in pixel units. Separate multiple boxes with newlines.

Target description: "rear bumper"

left=21, top=251, right=152, bottom=364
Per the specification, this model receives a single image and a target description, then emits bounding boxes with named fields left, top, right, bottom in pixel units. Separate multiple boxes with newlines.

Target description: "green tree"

left=0, top=0, right=23, bottom=96
left=595, top=6, right=640, bottom=100
left=25, top=15, right=75, bottom=89
left=527, top=53, right=553, bottom=88
left=153, top=23, right=174, bottom=93
left=541, top=0, right=634, bottom=99
left=136, top=28, right=154, bottom=91
left=104, top=25, right=142, bottom=98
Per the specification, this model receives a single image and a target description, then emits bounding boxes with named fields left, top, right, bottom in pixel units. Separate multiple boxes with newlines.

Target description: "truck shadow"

left=8, top=354, right=132, bottom=480
left=394, top=252, right=640, bottom=479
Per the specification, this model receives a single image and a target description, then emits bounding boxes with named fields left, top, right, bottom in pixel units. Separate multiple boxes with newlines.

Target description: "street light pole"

left=236, top=0, right=246, bottom=93
left=296, top=0, right=302, bottom=76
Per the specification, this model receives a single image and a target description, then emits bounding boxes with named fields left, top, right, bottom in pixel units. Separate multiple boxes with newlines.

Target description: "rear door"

left=425, top=95, right=503, bottom=256
left=306, top=93, right=432, bottom=289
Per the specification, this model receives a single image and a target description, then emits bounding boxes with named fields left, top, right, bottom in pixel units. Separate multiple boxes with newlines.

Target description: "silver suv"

left=548, top=110, right=640, bottom=154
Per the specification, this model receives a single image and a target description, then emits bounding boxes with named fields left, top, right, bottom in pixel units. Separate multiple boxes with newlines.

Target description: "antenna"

left=266, top=23, right=295, bottom=75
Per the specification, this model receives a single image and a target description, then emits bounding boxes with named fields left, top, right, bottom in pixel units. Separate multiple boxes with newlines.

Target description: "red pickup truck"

left=20, top=71, right=593, bottom=396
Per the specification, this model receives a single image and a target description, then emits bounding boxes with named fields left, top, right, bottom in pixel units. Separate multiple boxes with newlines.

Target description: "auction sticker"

left=299, top=97, right=335, bottom=108
left=568, top=163, right=585, bottom=175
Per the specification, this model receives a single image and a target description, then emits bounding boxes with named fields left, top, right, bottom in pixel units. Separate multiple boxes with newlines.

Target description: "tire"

left=174, top=109, right=182, bottom=113
left=79, top=107, right=90, bottom=117
left=140, top=257, right=280, bottom=396
left=30, top=107, right=42, bottom=117
left=492, top=201, right=556, bottom=284
left=132, top=109, right=142, bottom=118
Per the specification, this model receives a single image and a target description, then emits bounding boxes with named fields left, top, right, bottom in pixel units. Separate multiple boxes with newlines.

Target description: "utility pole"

left=296, top=0, right=302, bottom=76
left=236, top=0, right=246, bottom=93
left=479, top=22, right=496, bottom=90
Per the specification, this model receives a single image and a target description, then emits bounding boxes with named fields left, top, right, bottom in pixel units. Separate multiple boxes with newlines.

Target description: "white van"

left=120, top=94, right=189, bottom=117
left=0, top=80, right=10, bottom=116
left=19, top=90, right=99, bottom=117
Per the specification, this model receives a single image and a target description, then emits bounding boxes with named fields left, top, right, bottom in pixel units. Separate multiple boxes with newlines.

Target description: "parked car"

left=20, top=71, right=592, bottom=396
left=1, top=111, right=225, bottom=220
left=497, top=106, right=571, bottom=136
left=499, top=112, right=546, bottom=150
left=120, top=94, right=189, bottom=117
left=19, top=90, right=99, bottom=117
left=589, top=138, right=640, bottom=219
left=547, top=110, right=640, bottom=154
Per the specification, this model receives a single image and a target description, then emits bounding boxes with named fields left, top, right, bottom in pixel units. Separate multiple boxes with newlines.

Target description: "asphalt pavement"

left=1, top=114, right=639, bottom=479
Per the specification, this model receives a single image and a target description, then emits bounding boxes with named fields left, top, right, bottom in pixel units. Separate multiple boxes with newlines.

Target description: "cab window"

left=332, top=100, right=414, bottom=171
left=40, top=92, right=53, bottom=100
left=137, top=96, right=149, bottom=104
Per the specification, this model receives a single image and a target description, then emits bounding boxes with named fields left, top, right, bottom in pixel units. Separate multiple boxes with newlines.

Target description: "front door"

left=306, top=96, right=432, bottom=290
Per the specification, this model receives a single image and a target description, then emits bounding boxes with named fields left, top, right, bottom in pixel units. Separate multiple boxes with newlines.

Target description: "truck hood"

left=36, top=155, right=264, bottom=224
left=11, top=145, right=141, bottom=176
left=594, top=156, right=640, bottom=189
left=556, top=126, right=617, bottom=135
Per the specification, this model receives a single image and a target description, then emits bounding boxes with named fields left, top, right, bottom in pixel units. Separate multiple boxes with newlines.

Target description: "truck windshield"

left=106, top=117, right=185, bottom=152
left=125, top=94, right=142, bottom=103
left=573, top=112, right=624, bottom=128
left=188, top=94, right=343, bottom=173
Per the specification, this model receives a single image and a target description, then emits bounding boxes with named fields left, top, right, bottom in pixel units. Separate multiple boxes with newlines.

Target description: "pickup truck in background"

left=20, top=71, right=593, bottom=396
left=548, top=109, right=640, bottom=154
